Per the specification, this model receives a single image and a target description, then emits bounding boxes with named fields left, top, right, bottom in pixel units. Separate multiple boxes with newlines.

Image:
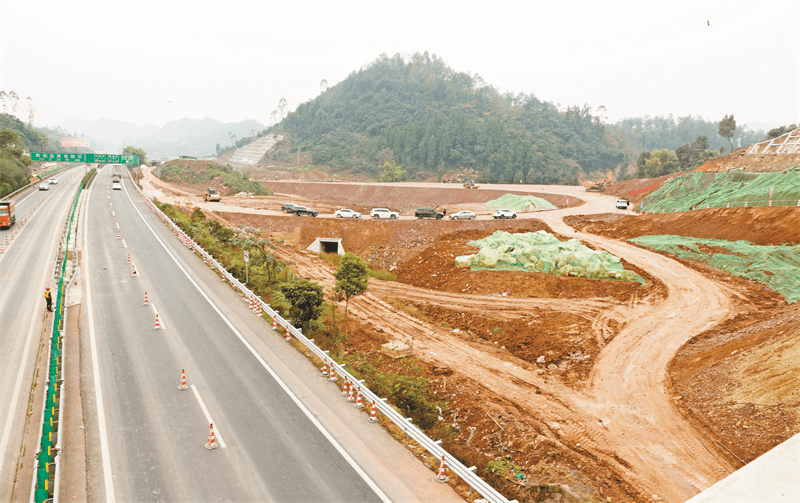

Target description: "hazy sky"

left=2, top=1, right=798, bottom=131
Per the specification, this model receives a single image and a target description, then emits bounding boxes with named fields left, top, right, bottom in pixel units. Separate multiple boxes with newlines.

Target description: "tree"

left=718, top=114, right=736, bottom=153
left=333, top=252, right=369, bottom=318
left=644, top=149, right=678, bottom=178
left=636, top=151, right=652, bottom=178
left=379, top=160, right=405, bottom=182
left=767, top=124, right=798, bottom=139
left=123, top=146, right=147, bottom=165
left=281, top=279, right=325, bottom=334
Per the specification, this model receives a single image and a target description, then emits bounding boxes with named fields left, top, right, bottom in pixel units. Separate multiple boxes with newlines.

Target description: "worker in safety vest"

left=44, top=287, right=52, bottom=312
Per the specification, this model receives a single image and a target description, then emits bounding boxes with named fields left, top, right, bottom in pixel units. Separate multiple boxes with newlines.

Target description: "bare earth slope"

left=140, top=170, right=797, bottom=502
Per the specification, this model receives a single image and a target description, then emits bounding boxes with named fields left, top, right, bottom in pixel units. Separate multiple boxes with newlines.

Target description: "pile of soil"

left=670, top=303, right=800, bottom=463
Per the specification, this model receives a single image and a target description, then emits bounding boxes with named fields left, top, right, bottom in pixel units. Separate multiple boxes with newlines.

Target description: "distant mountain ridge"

left=46, top=116, right=264, bottom=159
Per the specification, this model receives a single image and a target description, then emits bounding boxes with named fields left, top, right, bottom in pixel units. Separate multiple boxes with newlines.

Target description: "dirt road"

left=140, top=171, right=740, bottom=502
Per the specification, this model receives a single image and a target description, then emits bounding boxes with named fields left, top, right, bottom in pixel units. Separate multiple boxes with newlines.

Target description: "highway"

left=0, top=167, right=83, bottom=501
left=78, top=166, right=459, bottom=502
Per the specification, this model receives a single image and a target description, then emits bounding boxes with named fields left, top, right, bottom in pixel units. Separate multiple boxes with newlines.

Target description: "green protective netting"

left=629, top=235, right=800, bottom=303
left=485, top=194, right=558, bottom=212
left=456, top=230, right=645, bottom=282
left=640, top=165, right=800, bottom=213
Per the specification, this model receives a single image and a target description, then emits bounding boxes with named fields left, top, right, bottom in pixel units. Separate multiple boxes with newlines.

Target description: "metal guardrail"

left=30, top=172, right=87, bottom=503
left=132, top=180, right=517, bottom=503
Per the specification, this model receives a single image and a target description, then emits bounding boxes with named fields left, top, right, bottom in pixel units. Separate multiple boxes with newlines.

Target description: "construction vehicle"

left=204, top=188, right=221, bottom=202
left=583, top=171, right=615, bottom=192
left=0, top=201, right=15, bottom=229
left=463, top=180, right=479, bottom=189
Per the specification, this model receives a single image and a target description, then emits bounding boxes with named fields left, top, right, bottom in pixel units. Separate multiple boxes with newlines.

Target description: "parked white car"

left=492, top=208, right=517, bottom=219
left=616, top=199, right=630, bottom=209
left=449, top=210, right=476, bottom=220
left=334, top=208, right=361, bottom=219
left=49, top=178, right=58, bottom=184
left=370, top=208, right=399, bottom=219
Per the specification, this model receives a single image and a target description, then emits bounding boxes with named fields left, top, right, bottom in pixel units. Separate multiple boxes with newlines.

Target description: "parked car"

left=492, top=208, right=517, bottom=219
left=49, top=178, right=58, bottom=184
left=39, top=183, right=49, bottom=191
left=616, top=199, right=630, bottom=209
left=449, top=210, right=476, bottom=220
left=292, top=205, right=318, bottom=217
left=414, top=207, right=444, bottom=220
left=370, top=208, right=399, bottom=219
left=334, top=209, right=361, bottom=219
left=113, top=181, right=122, bottom=190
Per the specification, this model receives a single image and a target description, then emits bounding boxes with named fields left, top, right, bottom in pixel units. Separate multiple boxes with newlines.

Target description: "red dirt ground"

left=142, top=165, right=800, bottom=503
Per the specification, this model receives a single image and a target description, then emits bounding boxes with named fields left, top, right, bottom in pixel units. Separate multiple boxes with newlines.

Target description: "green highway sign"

left=31, top=152, right=140, bottom=165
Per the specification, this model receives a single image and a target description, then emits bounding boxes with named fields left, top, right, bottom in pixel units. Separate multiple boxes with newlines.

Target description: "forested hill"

left=271, top=53, right=628, bottom=184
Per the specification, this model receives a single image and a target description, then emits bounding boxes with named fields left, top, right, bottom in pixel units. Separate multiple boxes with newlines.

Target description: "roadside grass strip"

left=629, top=235, right=800, bottom=303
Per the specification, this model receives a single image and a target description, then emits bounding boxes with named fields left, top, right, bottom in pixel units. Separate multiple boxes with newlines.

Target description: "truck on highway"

left=204, top=188, right=221, bottom=202
left=0, top=201, right=15, bottom=229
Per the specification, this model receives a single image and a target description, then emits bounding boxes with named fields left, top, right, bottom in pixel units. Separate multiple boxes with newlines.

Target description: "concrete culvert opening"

left=307, top=237, right=344, bottom=255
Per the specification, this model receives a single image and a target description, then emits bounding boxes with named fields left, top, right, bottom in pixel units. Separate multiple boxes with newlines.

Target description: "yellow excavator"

left=583, top=171, right=615, bottom=192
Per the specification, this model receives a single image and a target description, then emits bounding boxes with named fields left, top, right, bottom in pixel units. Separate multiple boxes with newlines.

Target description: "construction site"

left=139, top=128, right=800, bottom=503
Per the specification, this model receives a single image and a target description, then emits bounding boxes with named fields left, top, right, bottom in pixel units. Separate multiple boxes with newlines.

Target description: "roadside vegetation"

left=159, top=161, right=271, bottom=195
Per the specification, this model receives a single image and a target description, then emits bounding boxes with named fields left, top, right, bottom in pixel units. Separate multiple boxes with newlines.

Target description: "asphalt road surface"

left=77, top=167, right=462, bottom=502
left=0, top=167, right=84, bottom=501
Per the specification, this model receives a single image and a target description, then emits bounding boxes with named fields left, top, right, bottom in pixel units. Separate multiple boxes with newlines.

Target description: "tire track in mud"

left=274, top=244, right=734, bottom=502
left=146, top=173, right=739, bottom=502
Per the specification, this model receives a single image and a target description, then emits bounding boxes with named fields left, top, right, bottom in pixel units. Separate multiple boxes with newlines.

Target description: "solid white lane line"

left=190, top=385, right=226, bottom=448
left=84, top=173, right=116, bottom=502
left=123, top=176, right=392, bottom=503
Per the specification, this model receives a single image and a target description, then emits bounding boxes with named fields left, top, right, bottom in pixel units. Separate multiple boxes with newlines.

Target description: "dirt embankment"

left=565, top=207, right=800, bottom=246
left=147, top=170, right=799, bottom=503
left=260, top=181, right=575, bottom=215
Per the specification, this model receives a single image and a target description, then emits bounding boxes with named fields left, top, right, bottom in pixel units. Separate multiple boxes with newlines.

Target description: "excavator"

left=583, top=171, right=615, bottom=192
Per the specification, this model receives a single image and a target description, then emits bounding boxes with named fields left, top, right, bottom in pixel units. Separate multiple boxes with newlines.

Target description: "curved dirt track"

left=142, top=172, right=740, bottom=502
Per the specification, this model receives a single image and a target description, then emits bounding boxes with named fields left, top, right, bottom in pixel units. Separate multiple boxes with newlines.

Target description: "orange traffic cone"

left=354, top=386, right=363, bottom=408
left=178, top=369, right=188, bottom=390
left=369, top=401, right=379, bottom=422
left=284, top=328, right=291, bottom=341
left=131, top=264, right=137, bottom=276
left=249, top=296, right=254, bottom=311
left=342, top=377, right=349, bottom=396
left=436, top=456, right=448, bottom=483
left=127, top=253, right=130, bottom=263
left=272, top=318, right=277, bottom=331
left=328, top=367, right=337, bottom=382
left=347, top=382, right=355, bottom=402
left=154, top=314, right=161, bottom=330
left=143, top=291, right=149, bottom=305
left=256, top=302, right=262, bottom=318
left=117, top=231, right=121, bottom=239
left=204, top=423, right=219, bottom=450
left=320, top=363, right=328, bottom=377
